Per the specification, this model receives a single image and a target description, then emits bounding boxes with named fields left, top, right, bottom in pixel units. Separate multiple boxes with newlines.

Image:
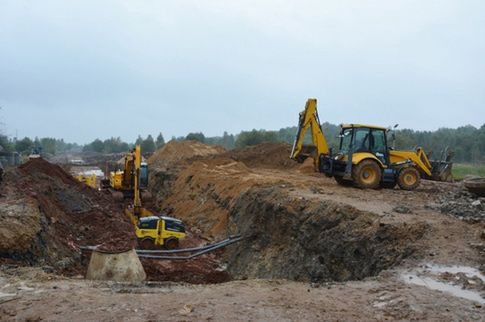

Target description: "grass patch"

left=452, top=163, right=485, bottom=180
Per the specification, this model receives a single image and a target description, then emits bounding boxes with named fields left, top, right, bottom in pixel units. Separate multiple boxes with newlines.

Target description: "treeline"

left=0, top=135, right=80, bottom=155
left=82, top=133, right=165, bottom=154
left=194, top=123, right=485, bottom=163
left=2, top=124, right=484, bottom=163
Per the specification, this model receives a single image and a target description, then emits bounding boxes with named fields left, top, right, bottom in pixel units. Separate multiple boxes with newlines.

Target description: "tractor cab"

left=140, top=162, right=148, bottom=188
left=337, top=124, right=390, bottom=165
left=321, top=124, right=391, bottom=177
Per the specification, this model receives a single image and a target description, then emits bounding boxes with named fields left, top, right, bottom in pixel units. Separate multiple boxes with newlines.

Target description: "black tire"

left=138, top=238, right=154, bottom=250
left=334, top=175, right=353, bottom=186
left=380, top=181, right=397, bottom=189
left=352, top=159, right=382, bottom=189
left=397, top=167, right=420, bottom=190
left=164, top=238, right=179, bottom=250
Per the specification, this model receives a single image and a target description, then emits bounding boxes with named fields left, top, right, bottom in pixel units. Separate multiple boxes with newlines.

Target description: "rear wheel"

left=138, top=238, right=155, bottom=249
left=334, top=175, right=352, bottom=186
left=397, top=167, right=420, bottom=190
left=352, top=160, right=382, bottom=189
left=164, top=238, right=179, bottom=250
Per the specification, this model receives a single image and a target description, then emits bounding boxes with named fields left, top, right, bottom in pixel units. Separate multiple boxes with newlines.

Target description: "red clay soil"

left=1, top=158, right=137, bottom=274
left=142, top=252, right=230, bottom=284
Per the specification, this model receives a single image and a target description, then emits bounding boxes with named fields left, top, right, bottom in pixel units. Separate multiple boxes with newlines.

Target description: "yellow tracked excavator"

left=290, top=98, right=453, bottom=190
left=101, top=146, right=152, bottom=201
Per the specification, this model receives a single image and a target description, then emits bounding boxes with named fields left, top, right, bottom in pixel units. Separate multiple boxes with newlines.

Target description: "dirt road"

left=0, top=264, right=483, bottom=321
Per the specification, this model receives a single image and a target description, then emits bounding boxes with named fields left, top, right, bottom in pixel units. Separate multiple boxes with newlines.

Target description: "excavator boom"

left=290, top=98, right=330, bottom=163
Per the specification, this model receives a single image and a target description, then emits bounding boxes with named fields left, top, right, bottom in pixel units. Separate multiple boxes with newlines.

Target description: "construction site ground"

left=1, top=141, right=484, bottom=321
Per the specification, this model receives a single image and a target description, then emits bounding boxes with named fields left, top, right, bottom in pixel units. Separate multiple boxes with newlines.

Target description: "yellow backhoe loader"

left=290, top=98, right=453, bottom=190
left=124, top=145, right=186, bottom=249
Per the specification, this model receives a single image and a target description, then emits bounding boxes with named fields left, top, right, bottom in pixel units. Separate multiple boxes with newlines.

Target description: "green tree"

left=141, top=135, right=156, bottom=153
left=156, top=132, right=165, bottom=148
left=15, top=137, right=33, bottom=154
left=222, top=131, right=235, bottom=149
left=0, top=135, right=13, bottom=152
left=103, top=137, right=129, bottom=153
left=185, top=132, right=205, bottom=143
left=83, top=138, right=104, bottom=153
left=40, top=137, right=57, bottom=155
left=135, top=135, right=143, bottom=146
left=235, top=129, right=278, bottom=148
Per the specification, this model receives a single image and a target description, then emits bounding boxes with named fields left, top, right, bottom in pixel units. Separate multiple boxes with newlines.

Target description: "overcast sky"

left=1, top=1, right=484, bottom=143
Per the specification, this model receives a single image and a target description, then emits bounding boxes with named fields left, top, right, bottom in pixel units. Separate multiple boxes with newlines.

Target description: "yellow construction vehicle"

left=101, top=145, right=151, bottom=201
left=124, top=144, right=186, bottom=249
left=290, top=98, right=453, bottom=190
left=76, top=174, right=97, bottom=189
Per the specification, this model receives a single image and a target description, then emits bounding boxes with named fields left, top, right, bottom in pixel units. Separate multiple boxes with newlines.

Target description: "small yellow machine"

left=76, top=174, right=97, bottom=189
left=135, top=215, right=186, bottom=249
left=124, top=145, right=186, bottom=249
left=290, top=98, right=453, bottom=190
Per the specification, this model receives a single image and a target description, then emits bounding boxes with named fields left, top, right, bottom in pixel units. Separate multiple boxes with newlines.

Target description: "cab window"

left=370, top=130, right=387, bottom=154
left=339, top=128, right=352, bottom=153
left=139, top=219, right=158, bottom=229
left=353, top=128, right=370, bottom=152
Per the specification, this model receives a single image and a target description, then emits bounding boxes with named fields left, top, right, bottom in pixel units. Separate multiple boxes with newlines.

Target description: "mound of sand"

left=224, top=142, right=299, bottom=170
left=149, top=140, right=225, bottom=170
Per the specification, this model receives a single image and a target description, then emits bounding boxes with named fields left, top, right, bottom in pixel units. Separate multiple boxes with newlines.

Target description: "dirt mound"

left=149, top=140, right=225, bottom=170
left=19, top=158, right=79, bottom=185
left=224, top=142, right=299, bottom=170
left=0, top=158, right=136, bottom=274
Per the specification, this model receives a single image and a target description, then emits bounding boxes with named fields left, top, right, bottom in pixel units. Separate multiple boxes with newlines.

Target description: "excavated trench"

left=144, top=141, right=430, bottom=283
left=224, top=187, right=427, bottom=282
left=150, top=161, right=428, bottom=283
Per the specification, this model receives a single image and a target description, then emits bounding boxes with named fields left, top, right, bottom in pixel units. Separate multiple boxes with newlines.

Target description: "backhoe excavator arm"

left=290, top=98, right=330, bottom=162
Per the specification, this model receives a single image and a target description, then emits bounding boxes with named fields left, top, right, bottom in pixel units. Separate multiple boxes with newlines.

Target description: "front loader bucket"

left=430, top=160, right=453, bottom=181
left=425, top=147, right=454, bottom=182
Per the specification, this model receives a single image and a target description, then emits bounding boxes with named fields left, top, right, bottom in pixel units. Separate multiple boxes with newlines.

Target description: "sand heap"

left=0, top=158, right=136, bottom=274
left=223, top=142, right=299, bottom=170
left=149, top=140, right=225, bottom=170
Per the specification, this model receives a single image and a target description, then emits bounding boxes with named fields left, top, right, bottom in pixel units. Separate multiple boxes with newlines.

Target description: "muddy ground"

left=1, top=141, right=484, bottom=321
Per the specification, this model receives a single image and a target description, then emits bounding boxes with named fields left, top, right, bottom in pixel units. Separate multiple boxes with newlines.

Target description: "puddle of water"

left=402, top=273, right=485, bottom=304
left=401, top=264, right=485, bottom=304
left=423, top=265, right=485, bottom=282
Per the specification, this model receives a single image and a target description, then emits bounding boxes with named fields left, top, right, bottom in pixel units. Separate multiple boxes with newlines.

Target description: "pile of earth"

left=0, top=158, right=136, bottom=274
left=148, top=141, right=428, bottom=282
left=221, top=142, right=299, bottom=170
left=148, top=140, right=226, bottom=202
left=149, top=140, right=225, bottom=171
